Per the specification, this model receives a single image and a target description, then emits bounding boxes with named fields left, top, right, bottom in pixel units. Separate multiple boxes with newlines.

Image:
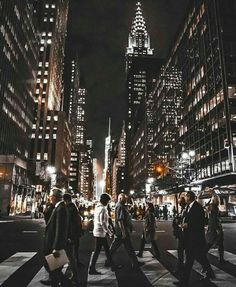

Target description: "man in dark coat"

left=174, top=191, right=215, bottom=287
left=64, top=193, right=83, bottom=284
left=43, top=188, right=68, bottom=287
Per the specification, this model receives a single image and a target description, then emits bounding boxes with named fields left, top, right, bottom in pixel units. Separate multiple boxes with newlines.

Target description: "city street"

left=0, top=217, right=236, bottom=287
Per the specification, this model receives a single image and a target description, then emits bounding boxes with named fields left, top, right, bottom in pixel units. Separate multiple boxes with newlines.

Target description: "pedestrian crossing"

left=167, top=250, right=236, bottom=287
left=0, top=250, right=236, bottom=286
left=0, top=252, right=36, bottom=285
left=87, top=252, right=118, bottom=287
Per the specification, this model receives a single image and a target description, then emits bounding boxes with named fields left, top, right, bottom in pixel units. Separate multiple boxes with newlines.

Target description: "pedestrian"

left=172, top=197, right=187, bottom=277
left=173, top=191, right=215, bottom=287
left=64, top=193, right=83, bottom=285
left=163, top=205, right=168, bottom=220
left=137, top=203, right=160, bottom=259
left=89, top=193, right=117, bottom=275
left=205, top=203, right=225, bottom=263
left=154, top=205, right=160, bottom=220
left=106, top=193, right=144, bottom=270
left=43, top=188, right=69, bottom=287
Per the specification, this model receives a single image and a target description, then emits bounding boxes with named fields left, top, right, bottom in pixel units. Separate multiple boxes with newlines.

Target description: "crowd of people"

left=40, top=188, right=225, bottom=287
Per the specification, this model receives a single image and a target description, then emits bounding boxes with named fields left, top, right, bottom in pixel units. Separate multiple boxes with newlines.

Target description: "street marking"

left=209, top=249, right=236, bottom=265
left=0, top=252, right=37, bottom=285
left=28, top=263, right=69, bottom=286
left=22, top=230, right=38, bottom=233
left=27, top=267, right=46, bottom=287
left=156, top=230, right=165, bottom=233
left=87, top=252, right=118, bottom=286
left=0, top=221, right=14, bottom=223
left=168, top=250, right=236, bottom=287
left=140, top=251, right=176, bottom=286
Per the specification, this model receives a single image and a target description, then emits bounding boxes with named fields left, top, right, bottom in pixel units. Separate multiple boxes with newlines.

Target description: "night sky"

left=67, top=0, right=190, bottom=165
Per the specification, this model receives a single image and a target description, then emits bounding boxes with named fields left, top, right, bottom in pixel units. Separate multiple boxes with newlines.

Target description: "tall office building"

left=0, top=1, right=39, bottom=214
left=126, top=2, right=154, bottom=132
left=30, top=0, right=70, bottom=185
left=126, top=2, right=162, bottom=194
left=152, top=0, right=236, bottom=195
left=80, top=138, right=93, bottom=199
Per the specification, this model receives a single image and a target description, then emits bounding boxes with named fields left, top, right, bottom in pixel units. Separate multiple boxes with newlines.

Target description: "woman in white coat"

left=89, top=193, right=116, bottom=275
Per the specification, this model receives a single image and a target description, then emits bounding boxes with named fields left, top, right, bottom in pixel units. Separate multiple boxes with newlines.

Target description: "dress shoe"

left=40, top=279, right=52, bottom=286
left=136, top=253, right=143, bottom=258
left=89, top=268, right=102, bottom=275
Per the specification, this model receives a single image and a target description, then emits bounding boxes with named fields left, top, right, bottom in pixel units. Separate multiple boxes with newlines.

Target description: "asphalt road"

left=0, top=217, right=236, bottom=287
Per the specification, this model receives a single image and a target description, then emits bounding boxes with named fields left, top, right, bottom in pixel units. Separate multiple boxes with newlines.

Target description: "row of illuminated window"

left=45, top=4, right=56, bottom=9
left=195, top=91, right=224, bottom=121
left=31, top=134, right=57, bottom=139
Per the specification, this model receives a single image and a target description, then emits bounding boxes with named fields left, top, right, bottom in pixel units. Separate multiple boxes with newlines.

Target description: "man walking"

left=172, top=197, right=187, bottom=277
left=89, top=193, right=116, bottom=275
left=64, top=193, right=83, bottom=285
left=107, top=193, right=144, bottom=269
left=174, top=191, right=215, bottom=287
left=43, top=188, right=69, bottom=287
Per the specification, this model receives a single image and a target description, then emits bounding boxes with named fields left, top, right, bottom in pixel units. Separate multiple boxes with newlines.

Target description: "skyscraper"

left=126, top=2, right=154, bottom=132
left=125, top=2, right=162, bottom=195
left=30, top=0, right=70, bottom=185
left=0, top=0, right=39, bottom=214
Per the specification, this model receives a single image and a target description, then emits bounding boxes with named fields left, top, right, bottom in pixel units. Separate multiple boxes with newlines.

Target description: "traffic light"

left=154, top=163, right=168, bottom=178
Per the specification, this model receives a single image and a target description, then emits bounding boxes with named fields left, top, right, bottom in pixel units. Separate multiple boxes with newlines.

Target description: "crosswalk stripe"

left=0, top=252, right=37, bottom=285
left=87, top=252, right=118, bottom=287
left=27, top=267, right=46, bottom=287
left=209, top=249, right=236, bottom=264
left=140, top=251, right=176, bottom=286
left=167, top=250, right=236, bottom=287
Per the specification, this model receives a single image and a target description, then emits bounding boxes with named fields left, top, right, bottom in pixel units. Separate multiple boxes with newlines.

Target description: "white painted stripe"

left=156, top=230, right=165, bottom=233
left=27, top=262, right=69, bottom=286
left=0, top=252, right=37, bottom=285
left=209, top=249, right=236, bottom=265
left=87, top=252, right=118, bottom=286
left=168, top=250, right=236, bottom=287
left=0, top=221, right=14, bottom=223
left=22, top=231, right=38, bottom=233
left=140, top=251, right=176, bottom=286
left=27, top=267, right=47, bottom=287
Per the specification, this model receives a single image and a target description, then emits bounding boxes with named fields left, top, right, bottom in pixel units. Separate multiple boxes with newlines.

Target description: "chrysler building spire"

left=127, top=2, right=153, bottom=56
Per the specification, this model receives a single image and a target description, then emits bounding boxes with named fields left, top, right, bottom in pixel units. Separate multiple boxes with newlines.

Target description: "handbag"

left=45, top=249, right=69, bottom=271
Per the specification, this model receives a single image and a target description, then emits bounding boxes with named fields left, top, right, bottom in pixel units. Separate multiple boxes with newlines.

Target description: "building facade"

left=30, top=0, right=70, bottom=185
left=0, top=1, right=39, bottom=214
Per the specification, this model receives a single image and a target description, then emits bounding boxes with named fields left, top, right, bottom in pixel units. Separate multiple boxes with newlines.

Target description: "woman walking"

left=206, top=203, right=225, bottom=263
left=89, top=193, right=116, bottom=275
left=137, top=203, right=160, bottom=259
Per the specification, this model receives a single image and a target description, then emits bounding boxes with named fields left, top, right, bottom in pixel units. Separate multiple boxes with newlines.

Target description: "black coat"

left=66, top=202, right=83, bottom=242
left=183, top=201, right=207, bottom=250
left=44, top=202, right=68, bottom=255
